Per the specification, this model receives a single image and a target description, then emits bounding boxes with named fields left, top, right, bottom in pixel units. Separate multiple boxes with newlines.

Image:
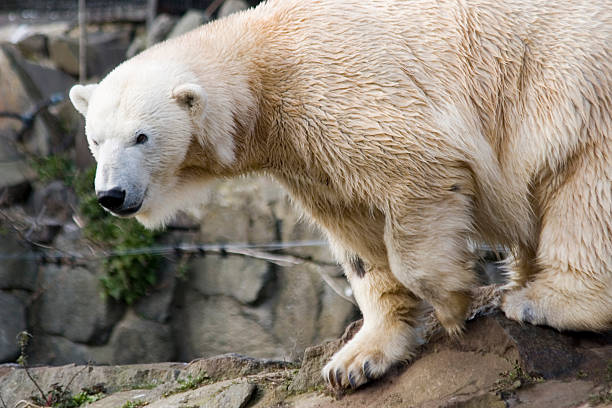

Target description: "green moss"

left=492, top=361, right=544, bottom=394
left=121, top=400, right=148, bottom=408
left=163, top=373, right=213, bottom=397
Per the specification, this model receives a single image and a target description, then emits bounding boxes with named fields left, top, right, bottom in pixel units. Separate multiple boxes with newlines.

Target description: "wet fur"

left=73, top=0, right=612, bottom=389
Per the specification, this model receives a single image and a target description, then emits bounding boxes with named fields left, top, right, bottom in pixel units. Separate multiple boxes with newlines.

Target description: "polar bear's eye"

left=135, top=133, right=148, bottom=145
left=92, top=140, right=99, bottom=146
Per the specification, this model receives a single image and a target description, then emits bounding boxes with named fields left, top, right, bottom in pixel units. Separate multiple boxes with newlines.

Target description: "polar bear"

left=70, top=0, right=612, bottom=389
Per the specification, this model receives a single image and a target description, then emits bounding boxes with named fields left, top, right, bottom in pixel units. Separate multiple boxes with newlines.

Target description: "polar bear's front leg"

left=322, top=259, right=422, bottom=389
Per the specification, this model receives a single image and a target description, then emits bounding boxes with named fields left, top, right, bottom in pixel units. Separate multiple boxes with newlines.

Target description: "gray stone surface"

left=0, top=362, right=185, bottom=408
left=133, top=262, right=177, bottom=323
left=99, top=311, right=175, bottom=365
left=168, top=10, right=208, bottom=39
left=191, top=255, right=272, bottom=304
left=29, top=180, right=77, bottom=224
left=272, top=265, right=321, bottom=361
left=15, top=33, right=48, bottom=58
left=218, top=0, right=250, bottom=18
left=0, top=231, right=38, bottom=291
left=32, top=265, right=124, bottom=345
left=20, top=59, right=74, bottom=100
left=174, top=292, right=279, bottom=361
left=48, top=30, right=131, bottom=78
left=0, top=43, right=62, bottom=158
left=0, top=291, right=26, bottom=362
left=147, top=14, right=177, bottom=46
left=147, top=379, right=256, bottom=408
left=27, top=334, right=94, bottom=365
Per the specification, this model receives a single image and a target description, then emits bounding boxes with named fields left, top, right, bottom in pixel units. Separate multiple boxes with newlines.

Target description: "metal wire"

left=0, top=240, right=330, bottom=262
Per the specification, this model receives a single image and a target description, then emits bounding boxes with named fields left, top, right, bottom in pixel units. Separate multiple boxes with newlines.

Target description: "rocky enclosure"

left=0, top=2, right=356, bottom=369
left=1, top=309, right=611, bottom=407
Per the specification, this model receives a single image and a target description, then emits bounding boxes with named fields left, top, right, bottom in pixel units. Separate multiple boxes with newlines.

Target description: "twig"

left=0, top=392, right=7, bottom=408
left=17, top=332, right=47, bottom=403
left=15, top=401, right=43, bottom=408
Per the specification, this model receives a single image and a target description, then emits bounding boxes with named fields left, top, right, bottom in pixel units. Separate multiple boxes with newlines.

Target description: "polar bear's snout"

left=96, top=188, right=143, bottom=216
left=95, top=185, right=145, bottom=216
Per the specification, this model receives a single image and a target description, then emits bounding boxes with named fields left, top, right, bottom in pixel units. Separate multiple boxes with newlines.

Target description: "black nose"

left=97, top=188, right=126, bottom=212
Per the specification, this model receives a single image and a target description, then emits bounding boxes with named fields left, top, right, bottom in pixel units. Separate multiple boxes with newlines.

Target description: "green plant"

left=74, top=166, right=161, bottom=304
left=121, top=400, right=148, bottom=408
left=31, top=154, right=75, bottom=184
left=18, top=332, right=104, bottom=407
left=163, top=373, right=212, bottom=397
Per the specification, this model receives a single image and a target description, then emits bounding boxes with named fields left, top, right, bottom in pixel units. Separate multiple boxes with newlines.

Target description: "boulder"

left=168, top=10, right=208, bottom=39
left=146, top=13, right=178, bottom=46
left=30, top=265, right=124, bottom=345
left=173, top=292, right=280, bottom=360
left=133, top=262, right=177, bottom=323
left=97, top=311, right=175, bottom=365
left=48, top=30, right=132, bottom=78
left=0, top=230, right=38, bottom=291
left=20, top=58, right=75, bottom=100
left=15, top=33, right=48, bottom=59
left=150, top=379, right=256, bottom=408
left=1, top=308, right=609, bottom=408
left=0, top=160, right=33, bottom=206
left=0, top=291, right=26, bottom=362
left=0, top=44, right=63, bottom=158
left=27, top=334, right=95, bottom=366
left=218, top=0, right=250, bottom=18
left=191, top=254, right=272, bottom=304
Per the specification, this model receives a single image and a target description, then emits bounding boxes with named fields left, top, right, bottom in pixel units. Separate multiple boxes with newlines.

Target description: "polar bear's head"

left=69, top=60, right=239, bottom=229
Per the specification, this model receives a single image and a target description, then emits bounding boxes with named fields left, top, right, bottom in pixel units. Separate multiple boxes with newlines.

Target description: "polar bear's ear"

left=69, top=84, right=98, bottom=116
left=172, top=83, right=207, bottom=117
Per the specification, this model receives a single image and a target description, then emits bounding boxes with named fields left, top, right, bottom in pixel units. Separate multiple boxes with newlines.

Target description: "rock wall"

left=0, top=2, right=357, bottom=368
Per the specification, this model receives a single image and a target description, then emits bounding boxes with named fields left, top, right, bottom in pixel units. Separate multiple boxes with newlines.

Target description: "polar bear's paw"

left=322, top=323, right=416, bottom=389
left=501, top=287, right=548, bottom=326
left=323, top=343, right=389, bottom=389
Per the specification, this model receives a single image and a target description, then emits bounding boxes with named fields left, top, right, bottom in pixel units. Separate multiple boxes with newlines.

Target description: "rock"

left=194, top=177, right=281, bottom=244
left=191, top=254, right=272, bottom=304
left=133, top=262, right=177, bottom=323
left=218, top=0, right=250, bottom=18
left=272, top=264, right=323, bottom=360
left=173, top=292, right=280, bottom=360
left=147, top=379, right=256, bottom=408
left=316, top=281, right=358, bottom=342
left=20, top=59, right=75, bottom=100
left=27, top=181, right=77, bottom=243
left=30, top=265, right=124, bottom=346
left=186, top=353, right=294, bottom=381
left=1, top=309, right=610, bottom=408
left=97, top=311, right=175, bottom=365
left=0, top=44, right=63, bottom=157
left=514, top=380, right=599, bottom=408
left=290, top=320, right=361, bottom=393
left=0, top=161, right=33, bottom=206
left=126, top=34, right=146, bottom=59
left=48, top=30, right=131, bottom=78
left=16, top=33, right=48, bottom=59
left=27, top=334, right=95, bottom=366
left=450, top=311, right=586, bottom=379
left=0, top=292, right=26, bottom=362
left=43, top=35, right=78, bottom=76
left=147, top=14, right=177, bottom=46
left=168, top=10, right=208, bottom=39
left=0, top=230, right=38, bottom=291
left=0, top=362, right=185, bottom=408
